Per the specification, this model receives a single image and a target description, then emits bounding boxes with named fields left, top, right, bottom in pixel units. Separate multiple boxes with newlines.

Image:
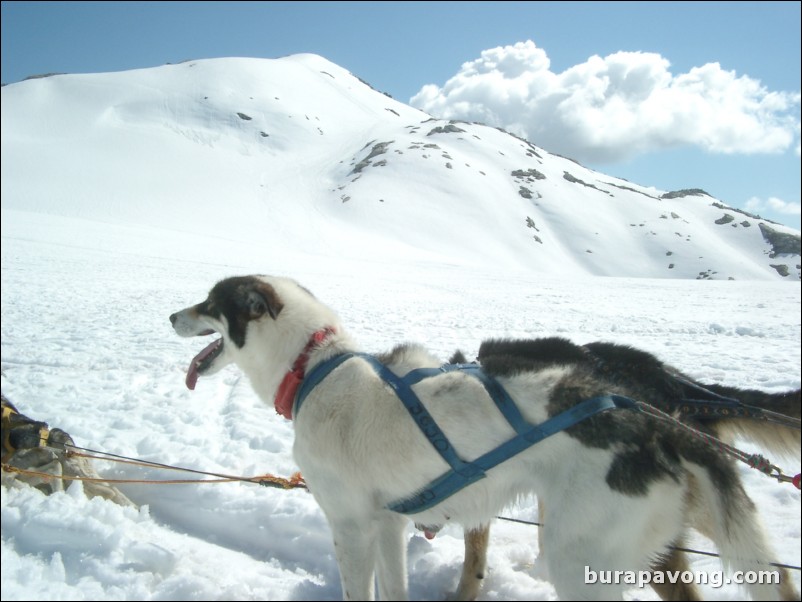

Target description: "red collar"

left=275, top=327, right=337, bottom=420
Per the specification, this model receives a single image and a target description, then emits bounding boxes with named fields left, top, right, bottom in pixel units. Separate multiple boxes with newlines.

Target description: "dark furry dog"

left=2, top=393, right=135, bottom=507
left=453, top=337, right=800, bottom=601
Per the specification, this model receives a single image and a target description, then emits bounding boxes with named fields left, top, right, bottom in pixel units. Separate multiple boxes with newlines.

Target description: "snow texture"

left=1, top=54, right=800, bottom=601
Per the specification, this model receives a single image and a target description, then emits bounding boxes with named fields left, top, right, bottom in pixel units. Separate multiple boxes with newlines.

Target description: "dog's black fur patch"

left=478, top=337, right=588, bottom=376
left=197, top=275, right=283, bottom=348
left=375, top=344, right=418, bottom=367
left=477, top=337, right=773, bottom=498
left=448, top=350, right=468, bottom=364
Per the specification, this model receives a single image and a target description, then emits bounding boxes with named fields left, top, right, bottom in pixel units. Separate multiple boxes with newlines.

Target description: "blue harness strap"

left=389, top=393, right=637, bottom=513
left=404, top=364, right=531, bottom=434
left=294, top=352, right=362, bottom=417
left=294, top=353, right=639, bottom=515
left=297, top=354, right=484, bottom=482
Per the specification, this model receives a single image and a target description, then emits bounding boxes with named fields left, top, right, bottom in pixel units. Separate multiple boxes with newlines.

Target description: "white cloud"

left=410, top=41, right=802, bottom=164
left=745, top=196, right=802, bottom=217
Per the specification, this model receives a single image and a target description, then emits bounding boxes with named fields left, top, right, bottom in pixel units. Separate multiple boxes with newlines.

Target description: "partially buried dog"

left=171, top=275, right=799, bottom=601
left=2, top=393, right=135, bottom=507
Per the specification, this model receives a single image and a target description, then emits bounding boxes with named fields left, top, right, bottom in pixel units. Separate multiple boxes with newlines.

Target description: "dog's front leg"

left=330, top=518, right=379, bottom=601
left=375, top=513, right=409, bottom=601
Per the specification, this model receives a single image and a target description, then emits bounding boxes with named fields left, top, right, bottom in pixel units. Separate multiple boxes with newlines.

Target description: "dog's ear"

left=246, top=284, right=283, bottom=320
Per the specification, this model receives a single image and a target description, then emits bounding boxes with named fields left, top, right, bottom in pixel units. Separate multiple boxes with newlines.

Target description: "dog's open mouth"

left=186, top=336, right=223, bottom=390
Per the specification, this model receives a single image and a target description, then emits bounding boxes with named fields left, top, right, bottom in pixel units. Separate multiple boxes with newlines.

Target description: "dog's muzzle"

left=170, top=309, right=214, bottom=338
left=170, top=308, right=224, bottom=390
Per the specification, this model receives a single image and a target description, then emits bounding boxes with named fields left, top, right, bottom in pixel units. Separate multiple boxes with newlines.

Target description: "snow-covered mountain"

left=1, top=54, right=800, bottom=601
left=2, top=53, right=800, bottom=280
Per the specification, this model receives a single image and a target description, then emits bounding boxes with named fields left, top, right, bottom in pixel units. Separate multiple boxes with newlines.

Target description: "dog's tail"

left=686, top=460, right=800, bottom=601
left=698, top=384, right=801, bottom=461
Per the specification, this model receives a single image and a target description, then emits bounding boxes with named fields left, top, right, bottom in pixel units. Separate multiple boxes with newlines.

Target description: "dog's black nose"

left=169, top=313, right=177, bottom=325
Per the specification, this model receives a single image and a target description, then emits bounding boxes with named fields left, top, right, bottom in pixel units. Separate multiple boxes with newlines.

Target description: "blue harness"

left=294, top=353, right=638, bottom=515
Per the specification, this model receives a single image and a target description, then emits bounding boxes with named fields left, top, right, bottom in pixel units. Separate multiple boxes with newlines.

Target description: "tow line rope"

left=2, top=441, right=798, bottom=571
left=2, top=443, right=306, bottom=490
left=492, top=516, right=801, bottom=572
left=633, top=401, right=801, bottom=489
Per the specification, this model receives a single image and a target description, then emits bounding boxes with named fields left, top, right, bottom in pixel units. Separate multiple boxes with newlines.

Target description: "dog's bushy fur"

left=452, top=341, right=801, bottom=601
left=171, top=275, right=799, bottom=601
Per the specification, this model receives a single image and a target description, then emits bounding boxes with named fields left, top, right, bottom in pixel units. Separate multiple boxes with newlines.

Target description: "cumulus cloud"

left=745, top=196, right=802, bottom=218
left=410, top=41, right=801, bottom=164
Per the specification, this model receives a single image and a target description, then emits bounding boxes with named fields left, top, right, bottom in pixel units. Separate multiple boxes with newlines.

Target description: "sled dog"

left=1, top=394, right=136, bottom=507
left=170, top=275, right=799, bottom=601
left=451, top=346, right=801, bottom=601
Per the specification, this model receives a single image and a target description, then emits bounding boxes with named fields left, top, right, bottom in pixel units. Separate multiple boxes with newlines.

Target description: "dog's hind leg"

left=375, top=513, right=409, bottom=601
left=649, top=546, right=701, bottom=601
left=454, top=524, right=490, bottom=601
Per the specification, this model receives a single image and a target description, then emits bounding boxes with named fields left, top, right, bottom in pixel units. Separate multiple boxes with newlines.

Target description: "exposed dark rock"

left=759, top=223, right=801, bottom=257
left=770, top=264, right=790, bottom=277
left=605, top=182, right=658, bottom=199
left=660, top=189, right=710, bottom=199
left=512, top=168, right=546, bottom=180
left=354, top=74, right=393, bottom=98
left=236, top=112, right=252, bottom=121
left=523, top=141, right=543, bottom=159
left=21, top=73, right=65, bottom=81
left=350, top=141, right=394, bottom=175
left=715, top=214, right=734, bottom=225
left=563, top=172, right=610, bottom=195
left=712, top=202, right=765, bottom=222
left=427, top=124, right=466, bottom=136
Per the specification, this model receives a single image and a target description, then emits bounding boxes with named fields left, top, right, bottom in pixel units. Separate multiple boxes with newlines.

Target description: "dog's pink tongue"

left=186, top=339, right=221, bottom=390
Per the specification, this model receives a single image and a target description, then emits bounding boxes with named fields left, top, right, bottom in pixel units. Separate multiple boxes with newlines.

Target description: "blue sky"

left=2, top=1, right=800, bottom=229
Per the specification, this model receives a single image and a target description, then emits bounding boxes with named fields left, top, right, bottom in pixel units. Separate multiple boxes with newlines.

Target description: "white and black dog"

left=449, top=344, right=801, bottom=601
left=170, top=275, right=799, bottom=601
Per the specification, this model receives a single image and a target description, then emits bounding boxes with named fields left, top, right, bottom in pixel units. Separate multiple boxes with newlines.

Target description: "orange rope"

left=2, top=444, right=307, bottom=490
left=2, top=463, right=306, bottom=488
